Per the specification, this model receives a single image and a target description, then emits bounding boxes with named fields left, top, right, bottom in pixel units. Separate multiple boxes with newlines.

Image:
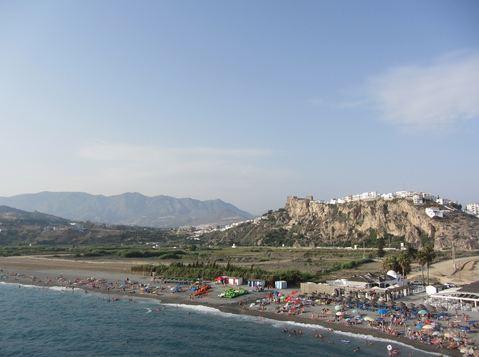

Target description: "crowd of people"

left=247, top=290, right=479, bottom=355
left=2, top=268, right=479, bottom=356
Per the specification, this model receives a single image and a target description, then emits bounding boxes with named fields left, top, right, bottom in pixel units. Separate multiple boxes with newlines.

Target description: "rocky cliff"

left=204, top=196, right=479, bottom=249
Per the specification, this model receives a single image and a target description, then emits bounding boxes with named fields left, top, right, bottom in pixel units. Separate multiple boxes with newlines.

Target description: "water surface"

left=0, top=283, right=432, bottom=356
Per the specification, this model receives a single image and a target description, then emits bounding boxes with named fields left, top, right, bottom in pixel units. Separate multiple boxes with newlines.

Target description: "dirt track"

left=409, top=255, right=479, bottom=284
left=0, top=255, right=150, bottom=274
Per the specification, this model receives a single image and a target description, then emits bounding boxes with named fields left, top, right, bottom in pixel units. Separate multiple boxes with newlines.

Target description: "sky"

left=0, top=0, right=478, bottom=214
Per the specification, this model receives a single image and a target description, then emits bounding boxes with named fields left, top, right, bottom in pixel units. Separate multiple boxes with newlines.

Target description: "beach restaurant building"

left=300, top=271, right=410, bottom=301
left=428, top=281, right=479, bottom=310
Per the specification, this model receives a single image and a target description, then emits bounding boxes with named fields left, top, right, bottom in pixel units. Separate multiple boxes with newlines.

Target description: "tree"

left=416, top=250, right=427, bottom=285
left=406, top=244, right=418, bottom=260
left=396, top=251, right=411, bottom=277
left=382, top=254, right=400, bottom=273
left=377, top=237, right=385, bottom=258
left=417, top=244, right=436, bottom=285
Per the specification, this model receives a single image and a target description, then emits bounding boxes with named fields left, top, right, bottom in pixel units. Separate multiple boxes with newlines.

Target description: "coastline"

left=0, top=275, right=455, bottom=357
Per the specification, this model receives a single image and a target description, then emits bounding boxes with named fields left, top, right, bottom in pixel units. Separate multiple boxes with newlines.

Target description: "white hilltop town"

left=186, top=190, right=479, bottom=240
left=294, top=190, right=478, bottom=219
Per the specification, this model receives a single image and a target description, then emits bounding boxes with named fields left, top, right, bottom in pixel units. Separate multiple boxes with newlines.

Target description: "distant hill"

left=0, top=192, right=253, bottom=228
left=0, top=205, right=179, bottom=245
left=0, top=205, right=69, bottom=225
left=203, top=196, right=479, bottom=250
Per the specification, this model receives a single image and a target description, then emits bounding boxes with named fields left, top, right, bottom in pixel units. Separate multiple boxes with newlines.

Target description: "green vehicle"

left=219, top=288, right=248, bottom=299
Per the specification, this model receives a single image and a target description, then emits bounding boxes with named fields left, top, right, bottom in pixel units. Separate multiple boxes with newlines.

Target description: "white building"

left=395, top=191, right=414, bottom=199
left=421, top=193, right=437, bottom=201
left=425, top=207, right=444, bottom=218
left=436, top=197, right=452, bottom=205
left=275, top=280, right=287, bottom=289
left=466, top=203, right=479, bottom=217
left=359, top=191, right=378, bottom=200
left=326, top=271, right=406, bottom=290
left=382, top=193, right=395, bottom=200
left=228, top=277, right=243, bottom=286
left=412, top=194, right=423, bottom=205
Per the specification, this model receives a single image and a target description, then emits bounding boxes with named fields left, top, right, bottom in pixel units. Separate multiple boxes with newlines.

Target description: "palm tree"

left=416, top=250, right=427, bottom=286
left=397, top=251, right=411, bottom=278
left=417, top=244, right=436, bottom=285
left=382, top=254, right=399, bottom=272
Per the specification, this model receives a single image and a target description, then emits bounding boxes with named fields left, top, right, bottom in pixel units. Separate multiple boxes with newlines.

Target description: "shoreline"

left=0, top=276, right=455, bottom=356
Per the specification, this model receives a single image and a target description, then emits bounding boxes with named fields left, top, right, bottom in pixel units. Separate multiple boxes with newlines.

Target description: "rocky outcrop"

left=204, top=196, right=479, bottom=250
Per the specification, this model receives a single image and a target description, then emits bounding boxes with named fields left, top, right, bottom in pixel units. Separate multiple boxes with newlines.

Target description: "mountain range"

left=0, top=192, right=253, bottom=228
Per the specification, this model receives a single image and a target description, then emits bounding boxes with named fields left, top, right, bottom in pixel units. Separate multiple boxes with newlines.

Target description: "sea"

left=0, top=283, right=434, bottom=357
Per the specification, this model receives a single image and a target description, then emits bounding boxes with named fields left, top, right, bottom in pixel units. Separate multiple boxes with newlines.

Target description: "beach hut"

left=228, top=277, right=243, bottom=286
left=247, top=279, right=265, bottom=288
left=215, top=276, right=229, bottom=285
left=275, top=281, right=287, bottom=290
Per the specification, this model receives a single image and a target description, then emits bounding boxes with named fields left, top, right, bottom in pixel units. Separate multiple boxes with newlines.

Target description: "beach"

left=0, top=255, right=472, bottom=356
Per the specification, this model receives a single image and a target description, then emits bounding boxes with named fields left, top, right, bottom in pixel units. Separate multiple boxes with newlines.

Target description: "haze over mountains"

left=0, top=192, right=253, bottom=228
left=0, top=205, right=178, bottom=245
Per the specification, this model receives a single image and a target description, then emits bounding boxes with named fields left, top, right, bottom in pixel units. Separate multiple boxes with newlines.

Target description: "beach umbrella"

left=432, top=331, right=441, bottom=336
left=418, top=309, right=428, bottom=315
left=336, top=311, right=344, bottom=316
left=364, top=316, right=374, bottom=322
left=422, top=324, right=434, bottom=330
left=377, top=308, right=388, bottom=315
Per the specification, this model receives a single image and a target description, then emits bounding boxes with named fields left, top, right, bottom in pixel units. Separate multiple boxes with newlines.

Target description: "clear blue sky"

left=0, top=0, right=478, bottom=213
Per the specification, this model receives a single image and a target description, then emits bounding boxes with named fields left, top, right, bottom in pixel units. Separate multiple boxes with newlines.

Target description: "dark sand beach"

left=0, top=256, right=465, bottom=356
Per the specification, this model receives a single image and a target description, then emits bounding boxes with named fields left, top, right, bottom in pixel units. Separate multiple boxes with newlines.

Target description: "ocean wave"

left=163, top=303, right=223, bottom=314
left=1, top=281, right=46, bottom=289
left=161, top=303, right=444, bottom=356
left=0, top=281, right=76, bottom=293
